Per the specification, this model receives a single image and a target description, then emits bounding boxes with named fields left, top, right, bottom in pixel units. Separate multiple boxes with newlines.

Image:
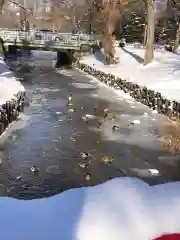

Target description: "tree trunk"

left=143, top=24, right=147, bottom=46
left=20, top=7, right=27, bottom=31
left=144, top=0, right=155, bottom=65
left=172, top=22, right=180, bottom=53
left=101, top=33, right=116, bottom=64
left=0, top=0, right=4, bottom=13
left=100, top=1, right=120, bottom=65
left=72, top=6, right=76, bottom=32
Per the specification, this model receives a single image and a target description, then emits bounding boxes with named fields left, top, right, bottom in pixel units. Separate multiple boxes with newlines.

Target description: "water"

left=0, top=52, right=179, bottom=200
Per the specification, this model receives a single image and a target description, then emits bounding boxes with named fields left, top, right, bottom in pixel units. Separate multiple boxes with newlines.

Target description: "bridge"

left=0, top=30, right=99, bottom=50
left=0, top=30, right=100, bottom=66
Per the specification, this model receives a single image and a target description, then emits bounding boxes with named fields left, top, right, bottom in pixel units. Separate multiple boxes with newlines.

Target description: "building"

left=7, top=0, right=50, bottom=13
left=7, top=0, right=33, bottom=11
left=34, top=0, right=51, bottom=12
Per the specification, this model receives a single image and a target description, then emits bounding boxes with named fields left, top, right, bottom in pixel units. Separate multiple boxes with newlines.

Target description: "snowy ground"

left=80, top=46, right=180, bottom=102
left=0, top=177, right=180, bottom=240
left=0, top=53, right=25, bottom=105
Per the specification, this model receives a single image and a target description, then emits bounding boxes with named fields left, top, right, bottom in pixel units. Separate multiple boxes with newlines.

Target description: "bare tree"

left=91, top=0, right=124, bottom=64
left=77, top=1, right=101, bottom=34
left=86, top=0, right=145, bottom=64
left=0, top=0, right=5, bottom=13
left=49, top=0, right=74, bottom=32
left=0, top=1, right=21, bottom=28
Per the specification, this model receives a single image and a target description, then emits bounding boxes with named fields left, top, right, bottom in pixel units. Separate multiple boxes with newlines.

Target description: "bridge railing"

left=0, top=30, right=100, bottom=45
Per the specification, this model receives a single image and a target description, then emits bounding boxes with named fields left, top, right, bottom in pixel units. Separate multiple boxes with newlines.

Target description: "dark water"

left=0, top=52, right=179, bottom=200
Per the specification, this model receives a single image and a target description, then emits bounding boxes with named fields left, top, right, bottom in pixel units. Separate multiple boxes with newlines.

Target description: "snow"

left=0, top=54, right=25, bottom=105
left=80, top=46, right=180, bottom=102
left=0, top=177, right=180, bottom=240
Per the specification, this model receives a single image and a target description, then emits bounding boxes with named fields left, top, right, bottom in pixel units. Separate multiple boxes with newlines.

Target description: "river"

left=0, top=51, right=179, bottom=200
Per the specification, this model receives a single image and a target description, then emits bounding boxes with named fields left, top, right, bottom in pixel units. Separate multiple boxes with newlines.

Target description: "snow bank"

left=80, top=46, right=180, bottom=102
left=0, top=53, right=25, bottom=105
left=1, top=177, right=180, bottom=240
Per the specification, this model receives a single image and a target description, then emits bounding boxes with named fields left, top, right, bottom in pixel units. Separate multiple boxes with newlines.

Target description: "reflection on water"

left=0, top=53, right=178, bottom=200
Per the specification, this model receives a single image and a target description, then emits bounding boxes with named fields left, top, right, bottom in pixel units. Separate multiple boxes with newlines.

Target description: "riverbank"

left=78, top=46, right=180, bottom=119
left=0, top=53, right=25, bottom=135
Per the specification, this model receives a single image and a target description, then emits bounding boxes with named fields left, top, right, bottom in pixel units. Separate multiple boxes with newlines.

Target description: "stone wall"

left=75, top=62, right=180, bottom=118
left=0, top=53, right=26, bottom=135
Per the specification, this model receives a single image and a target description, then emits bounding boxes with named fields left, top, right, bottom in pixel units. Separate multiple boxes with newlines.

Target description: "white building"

left=34, top=0, right=51, bottom=12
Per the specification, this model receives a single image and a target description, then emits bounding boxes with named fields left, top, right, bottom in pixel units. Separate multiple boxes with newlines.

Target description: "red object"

left=154, top=234, right=180, bottom=240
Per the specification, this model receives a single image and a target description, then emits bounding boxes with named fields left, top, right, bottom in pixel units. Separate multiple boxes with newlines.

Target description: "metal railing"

left=0, top=30, right=100, bottom=45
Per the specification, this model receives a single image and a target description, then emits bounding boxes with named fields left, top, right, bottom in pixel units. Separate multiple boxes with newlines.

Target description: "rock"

left=75, top=62, right=180, bottom=119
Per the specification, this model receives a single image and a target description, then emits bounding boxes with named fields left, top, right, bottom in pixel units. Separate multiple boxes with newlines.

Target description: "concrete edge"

left=75, top=62, right=180, bottom=119
left=0, top=53, right=26, bottom=136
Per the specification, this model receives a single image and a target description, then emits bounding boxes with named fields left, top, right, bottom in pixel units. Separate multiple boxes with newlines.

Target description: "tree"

left=167, top=0, right=180, bottom=53
left=20, top=6, right=27, bottom=30
left=144, top=0, right=168, bottom=64
left=49, top=0, right=86, bottom=32
left=173, top=22, right=180, bottom=52
left=144, top=0, right=155, bottom=65
left=88, top=0, right=146, bottom=64
left=123, top=12, right=145, bottom=43
left=0, top=0, right=5, bottom=13
left=91, top=0, right=125, bottom=64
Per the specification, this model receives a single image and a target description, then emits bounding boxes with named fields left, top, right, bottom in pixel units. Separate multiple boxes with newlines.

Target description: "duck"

left=80, top=152, right=89, bottom=159
left=104, top=108, right=109, bottom=113
left=112, top=125, right=120, bottom=131
left=81, top=115, right=88, bottom=122
left=79, top=162, right=88, bottom=168
left=30, top=165, right=40, bottom=173
left=68, top=94, right=72, bottom=102
left=102, top=156, right=113, bottom=164
left=68, top=116, right=72, bottom=122
left=68, top=94, right=73, bottom=106
left=68, top=108, right=76, bottom=112
left=85, top=173, right=91, bottom=181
